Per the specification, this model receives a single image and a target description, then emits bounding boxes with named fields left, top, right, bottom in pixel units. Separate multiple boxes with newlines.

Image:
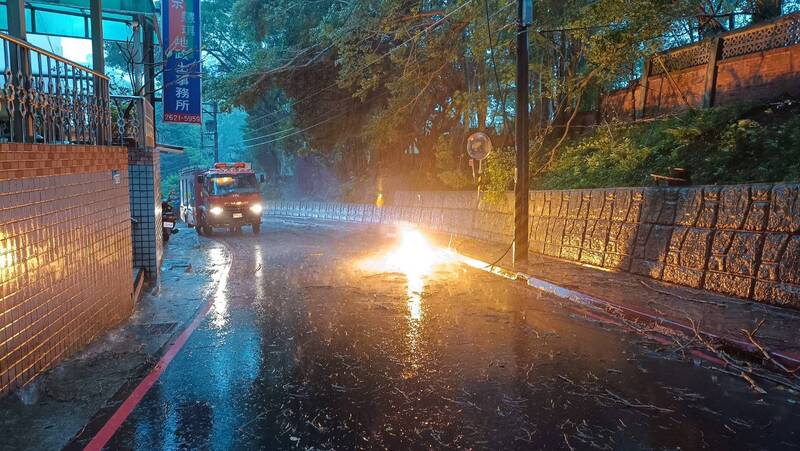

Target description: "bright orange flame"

left=357, top=227, right=456, bottom=379
left=386, top=227, right=437, bottom=276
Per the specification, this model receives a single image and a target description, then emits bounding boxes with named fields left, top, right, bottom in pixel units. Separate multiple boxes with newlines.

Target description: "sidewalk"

left=429, top=231, right=800, bottom=367
left=0, top=228, right=228, bottom=451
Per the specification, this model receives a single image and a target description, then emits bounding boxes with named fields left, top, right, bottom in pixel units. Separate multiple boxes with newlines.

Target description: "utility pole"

left=202, top=101, right=220, bottom=163
left=514, top=0, right=532, bottom=265
left=211, top=102, right=220, bottom=163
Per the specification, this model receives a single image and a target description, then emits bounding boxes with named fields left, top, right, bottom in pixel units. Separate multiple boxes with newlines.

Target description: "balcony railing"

left=111, top=95, right=155, bottom=149
left=0, top=32, right=111, bottom=145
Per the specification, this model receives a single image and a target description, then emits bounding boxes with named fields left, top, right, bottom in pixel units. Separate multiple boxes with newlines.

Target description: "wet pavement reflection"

left=105, top=219, right=800, bottom=450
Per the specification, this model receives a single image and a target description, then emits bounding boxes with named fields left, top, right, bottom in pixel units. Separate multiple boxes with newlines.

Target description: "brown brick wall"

left=643, top=65, right=706, bottom=114
left=0, top=144, right=128, bottom=181
left=600, top=87, right=639, bottom=121
left=0, top=144, right=133, bottom=396
left=601, top=41, right=800, bottom=119
left=715, top=44, right=800, bottom=105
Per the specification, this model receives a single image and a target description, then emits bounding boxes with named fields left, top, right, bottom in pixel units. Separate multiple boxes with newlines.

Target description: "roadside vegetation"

left=480, top=100, right=800, bottom=194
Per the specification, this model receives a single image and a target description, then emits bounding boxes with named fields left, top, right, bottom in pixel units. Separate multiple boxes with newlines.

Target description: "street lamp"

left=514, top=0, right=532, bottom=265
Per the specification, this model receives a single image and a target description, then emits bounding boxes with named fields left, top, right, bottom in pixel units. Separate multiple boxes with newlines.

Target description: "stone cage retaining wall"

left=265, top=184, right=800, bottom=310
left=0, top=144, right=133, bottom=396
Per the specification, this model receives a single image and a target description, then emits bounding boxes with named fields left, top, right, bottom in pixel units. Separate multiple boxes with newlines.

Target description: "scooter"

left=162, top=193, right=179, bottom=242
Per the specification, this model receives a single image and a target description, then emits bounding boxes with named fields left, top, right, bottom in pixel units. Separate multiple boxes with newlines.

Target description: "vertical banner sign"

left=162, top=0, right=202, bottom=123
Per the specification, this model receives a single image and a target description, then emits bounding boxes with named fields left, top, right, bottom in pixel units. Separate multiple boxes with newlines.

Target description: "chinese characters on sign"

left=162, top=0, right=201, bottom=123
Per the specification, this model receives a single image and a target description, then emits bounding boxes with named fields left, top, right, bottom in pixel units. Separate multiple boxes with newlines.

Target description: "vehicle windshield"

left=207, top=174, right=259, bottom=196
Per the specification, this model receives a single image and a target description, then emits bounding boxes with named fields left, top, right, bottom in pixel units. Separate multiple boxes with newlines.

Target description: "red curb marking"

left=84, top=240, right=232, bottom=451
left=518, top=272, right=800, bottom=367
left=83, top=300, right=214, bottom=451
left=457, top=251, right=800, bottom=369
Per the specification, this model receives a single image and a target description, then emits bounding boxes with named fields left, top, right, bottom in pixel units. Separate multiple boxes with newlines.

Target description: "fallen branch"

left=640, top=280, right=727, bottom=308
left=690, top=317, right=800, bottom=393
left=740, top=319, right=800, bottom=377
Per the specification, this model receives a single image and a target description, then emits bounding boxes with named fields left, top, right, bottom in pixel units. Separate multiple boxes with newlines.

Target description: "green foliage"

left=483, top=146, right=513, bottom=186
left=479, top=146, right=515, bottom=204
left=534, top=103, right=800, bottom=189
left=161, top=174, right=180, bottom=199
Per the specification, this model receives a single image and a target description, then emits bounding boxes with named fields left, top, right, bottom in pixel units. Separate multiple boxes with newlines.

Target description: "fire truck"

left=180, top=162, right=265, bottom=235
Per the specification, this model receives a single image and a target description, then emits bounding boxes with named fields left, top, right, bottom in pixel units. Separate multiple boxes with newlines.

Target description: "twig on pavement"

left=564, top=433, right=575, bottom=451
left=603, top=389, right=674, bottom=413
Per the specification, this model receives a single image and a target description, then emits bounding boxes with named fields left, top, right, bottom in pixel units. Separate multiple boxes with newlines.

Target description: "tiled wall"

left=265, top=184, right=800, bottom=310
left=0, top=144, right=133, bottom=395
left=128, top=149, right=162, bottom=281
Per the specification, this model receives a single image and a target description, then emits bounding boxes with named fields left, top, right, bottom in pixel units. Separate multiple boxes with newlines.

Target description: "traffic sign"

left=466, top=132, right=493, bottom=161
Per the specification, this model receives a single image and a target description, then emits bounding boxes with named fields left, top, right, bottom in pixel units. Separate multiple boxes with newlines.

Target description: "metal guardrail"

left=0, top=32, right=111, bottom=145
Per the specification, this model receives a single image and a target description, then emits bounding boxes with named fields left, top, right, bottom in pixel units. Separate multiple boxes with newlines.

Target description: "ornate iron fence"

left=0, top=32, right=111, bottom=145
left=110, top=96, right=155, bottom=149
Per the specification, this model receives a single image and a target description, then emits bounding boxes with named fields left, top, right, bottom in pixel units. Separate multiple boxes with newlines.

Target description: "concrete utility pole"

left=211, top=102, right=220, bottom=163
left=202, top=102, right=220, bottom=163
left=513, top=0, right=532, bottom=265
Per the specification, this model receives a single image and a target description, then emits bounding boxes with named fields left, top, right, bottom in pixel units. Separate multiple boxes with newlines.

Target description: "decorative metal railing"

left=110, top=96, right=156, bottom=149
left=0, top=32, right=111, bottom=145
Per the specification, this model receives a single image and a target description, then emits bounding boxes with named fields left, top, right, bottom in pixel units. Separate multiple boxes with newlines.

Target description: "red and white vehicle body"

left=180, top=162, right=264, bottom=234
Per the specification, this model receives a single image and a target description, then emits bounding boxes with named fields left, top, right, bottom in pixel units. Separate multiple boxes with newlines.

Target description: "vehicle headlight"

left=249, top=203, right=263, bottom=214
left=209, top=206, right=224, bottom=215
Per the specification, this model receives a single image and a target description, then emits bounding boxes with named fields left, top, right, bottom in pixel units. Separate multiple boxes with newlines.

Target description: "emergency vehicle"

left=180, top=162, right=265, bottom=235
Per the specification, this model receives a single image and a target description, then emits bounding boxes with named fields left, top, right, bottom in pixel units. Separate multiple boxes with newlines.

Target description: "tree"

left=205, top=0, right=792, bottom=196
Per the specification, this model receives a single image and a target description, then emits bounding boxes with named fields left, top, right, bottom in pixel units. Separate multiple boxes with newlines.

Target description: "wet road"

left=100, top=218, right=798, bottom=450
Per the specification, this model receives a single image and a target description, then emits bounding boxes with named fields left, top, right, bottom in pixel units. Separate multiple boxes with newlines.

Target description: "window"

left=206, top=174, right=259, bottom=196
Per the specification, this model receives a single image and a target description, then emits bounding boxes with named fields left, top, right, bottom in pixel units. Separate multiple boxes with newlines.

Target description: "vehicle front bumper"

left=205, top=210, right=262, bottom=227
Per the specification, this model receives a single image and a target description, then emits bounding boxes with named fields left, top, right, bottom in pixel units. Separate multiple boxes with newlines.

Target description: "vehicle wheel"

left=203, top=225, right=214, bottom=235
left=252, top=223, right=261, bottom=234
left=196, top=223, right=204, bottom=236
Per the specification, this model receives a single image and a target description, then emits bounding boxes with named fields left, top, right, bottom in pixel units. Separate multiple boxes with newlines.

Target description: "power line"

left=241, top=119, right=303, bottom=143
left=484, top=0, right=510, bottom=126
left=244, top=109, right=351, bottom=148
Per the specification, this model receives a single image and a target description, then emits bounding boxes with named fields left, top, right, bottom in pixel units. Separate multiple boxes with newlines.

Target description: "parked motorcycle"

left=162, top=193, right=179, bottom=242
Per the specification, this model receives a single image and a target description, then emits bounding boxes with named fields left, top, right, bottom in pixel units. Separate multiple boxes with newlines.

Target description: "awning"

left=157, top=143, right=185, bottom=154
left=1, top=1, right=158, bottom=41
left=28, top=0, right=157, bottom=15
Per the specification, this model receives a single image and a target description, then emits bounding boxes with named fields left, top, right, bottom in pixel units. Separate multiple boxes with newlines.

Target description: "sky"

left=28, top=34, right=93, bottom=67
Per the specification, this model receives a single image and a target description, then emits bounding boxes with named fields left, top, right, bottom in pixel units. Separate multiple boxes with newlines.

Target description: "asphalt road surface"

left=98, top=218, right=799, bottom=450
